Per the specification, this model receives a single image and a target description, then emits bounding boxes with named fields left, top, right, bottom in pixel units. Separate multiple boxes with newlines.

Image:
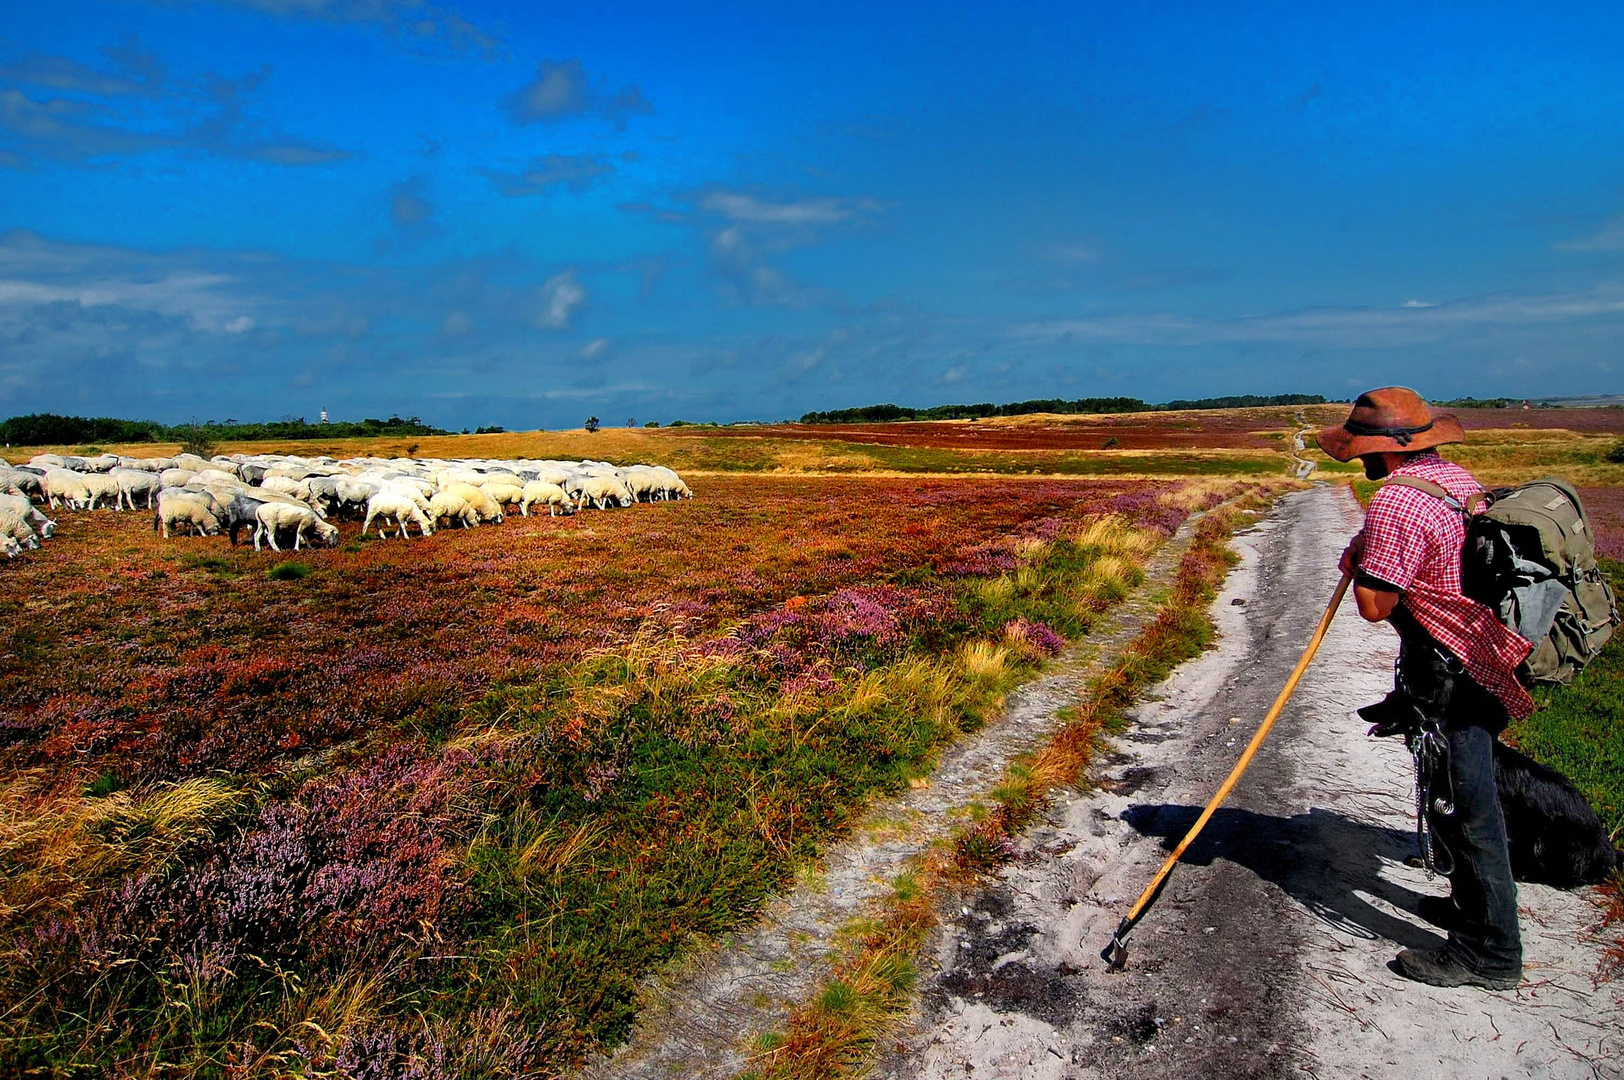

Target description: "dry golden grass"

left=1, top=774, right=243, bottom=927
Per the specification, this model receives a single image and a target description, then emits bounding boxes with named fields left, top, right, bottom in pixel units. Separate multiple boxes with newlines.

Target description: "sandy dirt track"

left=874, top=483, right=1622, bottom=1080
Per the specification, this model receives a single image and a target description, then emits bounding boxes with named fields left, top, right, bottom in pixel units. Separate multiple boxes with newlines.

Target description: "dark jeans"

left=1429, top=695, right=1523, bottom=975
left=1391, top=607, right=1522, bottom=973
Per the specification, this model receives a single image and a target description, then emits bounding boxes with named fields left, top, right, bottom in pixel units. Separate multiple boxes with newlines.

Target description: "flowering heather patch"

left=1002, top=618, right=1066, bottom=659
left=0, top=474, right=1191, bottom=1077
left=0, top=476, right=1177, bottom=788
left=1578, top=487, right=1624, bottom=560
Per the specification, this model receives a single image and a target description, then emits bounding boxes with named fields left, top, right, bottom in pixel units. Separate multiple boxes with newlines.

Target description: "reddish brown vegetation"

left=0, top=475, right=1179, bottom=793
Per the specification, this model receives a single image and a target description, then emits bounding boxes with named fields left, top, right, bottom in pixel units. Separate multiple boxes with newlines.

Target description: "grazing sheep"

left=193, top=468, right=240, bottom=487
left=442, top=483, right=504, bottom=524
left=622, top=465, right=663, bottom=503
left=257, top=476, right=311, bottom=500
left=427, top=490, right=481, bottom=529
left=307, top=476, right=378, bottom=519
left=0, top=534, right=21, bottom=559
left=221, top=495, right=265, bottom=547
left=81, top=454, right=121, bottom=473
left=653, top=466, right=692, bottom=500
left=519, top=480, right=571, bottom=517
left=253, top=502, right=338, bottom=551
left=43, top=468, right=97, bottom=510
left=110, top=467, right=163, bottom=510
left=160, top=468, right=199, bottom=489
left=576, top=474, right=634, bottom=510
left=362, top=491, right=434, bottom=539
left=154, top=490, right=221, bottom=538
left=0, top=508, right=41, bottom=553
left=0, top=494, right=55, bottom=538
left=28, top=454, right=66, bottom=469
left=481, top=482, right=525, bottom=513
left=0, top=469, right=37, bottom=499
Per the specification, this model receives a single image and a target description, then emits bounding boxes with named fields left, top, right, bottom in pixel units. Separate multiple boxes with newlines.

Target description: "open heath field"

left=0, top=469, right=1271, bottom=1077
left=2, top=409, right=1299, bottom=480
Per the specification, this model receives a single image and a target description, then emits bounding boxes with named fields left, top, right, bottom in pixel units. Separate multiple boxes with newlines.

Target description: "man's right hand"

left=1338, top=531, right=1366, bottom=577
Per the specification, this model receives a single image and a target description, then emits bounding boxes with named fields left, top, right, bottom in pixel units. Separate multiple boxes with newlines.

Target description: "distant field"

left=1, top=407, right=1304, bottom=479
left=683, top=406, right=1301, bottom=450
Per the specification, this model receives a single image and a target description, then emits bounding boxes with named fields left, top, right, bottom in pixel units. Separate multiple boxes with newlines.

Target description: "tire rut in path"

left=575, top=507, right=1230, bottom=1080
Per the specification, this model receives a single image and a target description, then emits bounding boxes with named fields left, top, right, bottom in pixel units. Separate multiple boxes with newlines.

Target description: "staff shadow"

left=1122, top=803, right=1449, bottom=951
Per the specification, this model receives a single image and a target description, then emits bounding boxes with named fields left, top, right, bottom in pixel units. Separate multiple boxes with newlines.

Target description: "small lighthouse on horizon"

left=319, top=407, right=329, bottom=424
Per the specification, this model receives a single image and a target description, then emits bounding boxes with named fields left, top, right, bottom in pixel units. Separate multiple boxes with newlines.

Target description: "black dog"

left=1493, top=741, right=1620, bottom=889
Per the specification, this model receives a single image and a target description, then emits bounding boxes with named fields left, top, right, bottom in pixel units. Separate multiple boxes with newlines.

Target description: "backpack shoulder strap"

left=1382, top=475, right=1489, bottom=515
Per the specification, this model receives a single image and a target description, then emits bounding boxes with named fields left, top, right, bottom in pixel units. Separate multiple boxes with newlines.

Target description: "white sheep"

left=110, top=467, right=163, bottom=510
left=0, top=508, right=41, bottom=553
left=0, top=493, right=55, bottom=538
left=154, top=490, right=221, bottom=538
left=427, top=490, right=481, bottom=529
left=0, top=534, right=21, bottom=558
left=253, top=502, right=338, bottom=551
left=441, top=483, right=504, bottom=524
left=362, top=491, right=434, bottom=539
left=576, top=474, right=634, bottom=510
left=481, top=482, right=525, bottom=513
left=160, top=468, right=199, bottom=489
left=257, top=476, right=312, bottom=500
left=43, top=469, right=97, bottom=510
left=519, top=480, right=571, bottom=517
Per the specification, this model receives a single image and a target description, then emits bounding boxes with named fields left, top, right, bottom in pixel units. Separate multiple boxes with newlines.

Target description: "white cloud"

left=224, top=315, right=255, bottom=333
left=699, top=190, right=876, bottom=225
left=1558, top=214, right=1624, bottom=251
left=579, top=337, right=609, bottom=359
left=1402, top=299, right=1435, bottom=308
left=502, top=59, right=652, bottom=128
left=1014, top=284, right=1624, bottom=350
left=538, top=270, right=585, bottom=329
left=940, top=363, right=969, bottom=383
left=0, top=270, right=254, bottom=331
left=1041, top=243, right=1100, bottom=264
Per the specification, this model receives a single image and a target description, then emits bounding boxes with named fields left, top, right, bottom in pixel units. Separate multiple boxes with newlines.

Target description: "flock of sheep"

left=0, top=450, right=694, bottom=556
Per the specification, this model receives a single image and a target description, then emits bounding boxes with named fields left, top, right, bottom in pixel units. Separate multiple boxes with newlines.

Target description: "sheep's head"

left=1, top=536, right=20, bottom=558
left=39, top=519, right=56, bottom=538
left=316, top=521, right=341, bottom=547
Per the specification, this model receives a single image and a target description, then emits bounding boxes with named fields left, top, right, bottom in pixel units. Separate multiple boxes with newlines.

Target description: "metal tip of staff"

left=1100, top=917, right=1131, bottom=970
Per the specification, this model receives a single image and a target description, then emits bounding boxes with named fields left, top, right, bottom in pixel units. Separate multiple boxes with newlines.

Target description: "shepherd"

left=1321, top=387, right=1531, bottom=990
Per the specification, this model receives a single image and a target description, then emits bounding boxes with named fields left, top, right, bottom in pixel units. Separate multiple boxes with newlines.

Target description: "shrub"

left=268, top=561, right=311, bottom=581
left=1606, top=439, right=1624, bottom=464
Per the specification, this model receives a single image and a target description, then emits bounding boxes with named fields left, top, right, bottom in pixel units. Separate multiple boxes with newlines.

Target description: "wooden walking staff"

left=1101, top=571, right=1353, bottom=970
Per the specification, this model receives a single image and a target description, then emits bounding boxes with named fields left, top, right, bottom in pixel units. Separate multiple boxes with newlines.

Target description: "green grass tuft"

left=267, top=560, right=312, bottom=581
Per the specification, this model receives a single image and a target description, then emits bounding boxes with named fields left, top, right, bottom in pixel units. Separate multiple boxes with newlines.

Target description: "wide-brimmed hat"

left=1317, top=386, right=1465, bottom=462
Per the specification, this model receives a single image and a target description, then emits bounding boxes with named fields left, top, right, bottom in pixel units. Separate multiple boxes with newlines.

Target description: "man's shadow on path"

left=1123, top=803, right=1448, bottom=951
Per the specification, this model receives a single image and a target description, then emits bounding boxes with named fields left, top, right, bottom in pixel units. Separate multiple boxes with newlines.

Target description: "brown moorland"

left=1, top=471, right=1238, bottom=1077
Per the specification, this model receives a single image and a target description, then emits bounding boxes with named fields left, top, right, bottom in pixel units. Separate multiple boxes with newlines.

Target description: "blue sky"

left=4, top=2, right=1624, bottom=428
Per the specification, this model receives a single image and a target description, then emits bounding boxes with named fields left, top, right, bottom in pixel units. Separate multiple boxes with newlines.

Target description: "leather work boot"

left=1392, top=947, right=1521, bottom=990
left=1415, top=895, right=1460, bottom=930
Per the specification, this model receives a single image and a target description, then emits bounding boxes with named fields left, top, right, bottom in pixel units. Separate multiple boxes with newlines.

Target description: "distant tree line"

left=1431, top=397, right=1517, bottom=409
left=0, top=412, right=450, bottom=446
left=800, top=393, right=1327, bottom=424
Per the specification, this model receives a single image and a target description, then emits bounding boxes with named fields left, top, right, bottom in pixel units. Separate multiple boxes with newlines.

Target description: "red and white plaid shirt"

left=1357, top=451, right=1534, bottom=719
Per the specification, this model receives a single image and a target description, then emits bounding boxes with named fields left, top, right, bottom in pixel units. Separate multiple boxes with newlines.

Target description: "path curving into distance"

left=873, top=482, right=1621, bottom=1080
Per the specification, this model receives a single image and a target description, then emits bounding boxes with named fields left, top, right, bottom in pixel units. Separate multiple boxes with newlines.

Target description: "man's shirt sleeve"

left=1358, top=489, right=1430, bottom=592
